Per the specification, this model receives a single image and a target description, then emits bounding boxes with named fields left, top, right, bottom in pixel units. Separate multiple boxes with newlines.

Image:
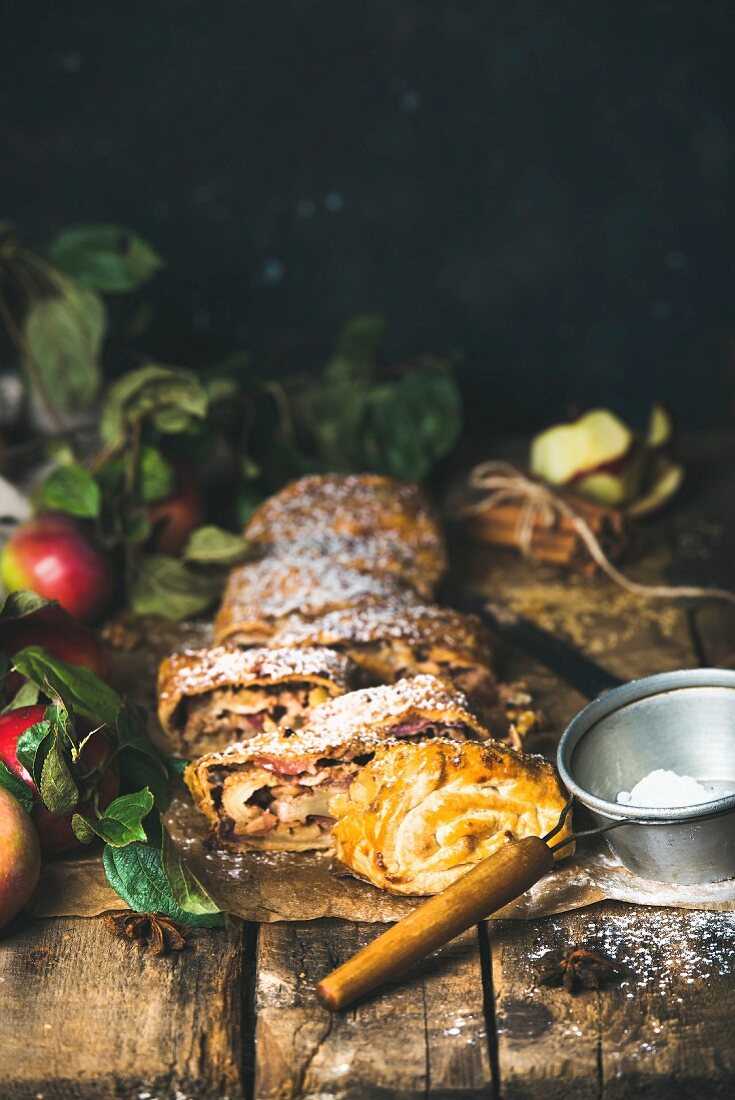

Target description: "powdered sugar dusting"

left=304, top=674, right=489, bottom=741
left=270, top=602, right=491, bottom=655
left=526, top=909, right=735, bottom=998
left=216, top=556, right=418, bottom=635
left=244, top=473, right=447, bottom=590
left=245, top=473, right=441, bottom=548
left=158, top=645, right=355, bottom=706
left=191, top=722, right=386, bottom=771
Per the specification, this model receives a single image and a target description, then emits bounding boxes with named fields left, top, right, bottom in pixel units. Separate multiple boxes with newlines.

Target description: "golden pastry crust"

left=269, top=602, right=495, bottom=711
left=157, top=645, right=355, bottom=755
left=184, top=675, right=488, bottom=852
left=302, top=674, right=491, bottom=745
left=214, top=557, right=417, bottom=645
left=244, top=474, right=447, bottom=595
left=330, top=740, right=573, bottom=896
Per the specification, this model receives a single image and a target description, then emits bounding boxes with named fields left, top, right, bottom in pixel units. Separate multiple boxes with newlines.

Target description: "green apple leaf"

left=165, top=757, right=190, bottom=780
left=16, top=718, right=54, bottom=789
left=360, top=363, right=462, bottom=480
left=128, top=555, right=221, bottom=621
left=102, top=842, right=224, bottom=926
left=12, top=646, right=121, bottom=726
left=38, top=729, right=79, bottom=815
left=114, top=698, right=169, bottom=809
left=71, top=787, right=154, bottom=847
left=100, top=364, right=208, bottom=447
left=119, top=751, right=170, bottom=811
left=49, top=224, right=164, bottom=294
left=182, top=525, right=252, bottom=566
left=139, top=446, right=175, bottom=503
left=36, top=464, right=102, bottom=518
left=0, top=590, right=58, bottom=622
left=161, top=828, right=222, bottom=917
left=23, top=276, right=105, bottom=410
left=0, top=680, right=41, bottom=714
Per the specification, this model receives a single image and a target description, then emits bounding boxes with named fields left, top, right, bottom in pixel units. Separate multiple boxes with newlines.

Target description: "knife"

left=443, top=584, right=623, bottom=700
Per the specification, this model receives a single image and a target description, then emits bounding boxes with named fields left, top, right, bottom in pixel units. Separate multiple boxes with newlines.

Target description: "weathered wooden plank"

left=0, top=915, right=245, bottom=1100
left=254, top=920, right=493, bottom=1099
left=596, top=904, right=735, bottom=1098
left=488, top=901, right=735, bottom=1099
left=488, top=908, right=602, bottom=1100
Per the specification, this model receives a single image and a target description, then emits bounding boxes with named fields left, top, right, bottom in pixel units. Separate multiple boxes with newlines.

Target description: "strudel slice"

left=157, top=646, right=355, bottom=756
left=244, top=474, right=447, bottom=596
left=330, top=739, right=573, bottom=895
left=184, top=675, right=490, bottom=851
left=270, top=602, right=496, bottom=715
left=214, top=557, right=416, bottom=646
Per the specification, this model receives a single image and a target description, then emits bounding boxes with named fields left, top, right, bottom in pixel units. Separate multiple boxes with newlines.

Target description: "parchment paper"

left=29, top=790, right=735, bottom=921
left=25, top=573, right=735, bottom=922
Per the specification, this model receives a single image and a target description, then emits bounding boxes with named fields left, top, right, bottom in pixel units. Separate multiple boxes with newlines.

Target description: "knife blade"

left=444, top=584, right=623, bottom=700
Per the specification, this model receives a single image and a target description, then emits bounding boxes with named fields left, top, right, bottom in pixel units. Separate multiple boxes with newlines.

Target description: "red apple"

left=0, top=513, right=114, bottom=623
left=1, top=614, right=110, bottom=698
left=0, top=786, right=41, bottom=931
left=146, top=464, right=204, bottom=555
left=0, top=705, right=119, bottom=855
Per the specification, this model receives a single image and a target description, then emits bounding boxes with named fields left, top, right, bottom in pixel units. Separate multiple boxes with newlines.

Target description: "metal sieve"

left=556, top=668, right=735, bottom=884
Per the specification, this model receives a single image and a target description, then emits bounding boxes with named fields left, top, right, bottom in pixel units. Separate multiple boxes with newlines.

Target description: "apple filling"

left=208, top=717, right=481, bottom=850
left=212, top=757, right=363, bottom=850
left=179, top=683, right=331, bottom=754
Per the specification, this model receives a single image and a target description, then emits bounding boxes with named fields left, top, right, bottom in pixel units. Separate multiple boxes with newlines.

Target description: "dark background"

left=3, top=0, right=735, bottom=435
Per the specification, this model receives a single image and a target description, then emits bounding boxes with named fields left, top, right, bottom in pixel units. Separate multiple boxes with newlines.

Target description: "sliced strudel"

left=184, top=675, right=490, bottom=851
left=269, top=601, right=496, bottom=716
left=157, top=645, right=355, bottom=756
left=330, top=739, right=573, bottom=895
left=244, top=474, right=447, bottom=596
left=214, top=557, right=417, bottom=646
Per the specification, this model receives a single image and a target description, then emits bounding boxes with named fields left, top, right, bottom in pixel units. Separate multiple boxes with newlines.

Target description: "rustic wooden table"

left=1, top=437, right=734, bottom=1100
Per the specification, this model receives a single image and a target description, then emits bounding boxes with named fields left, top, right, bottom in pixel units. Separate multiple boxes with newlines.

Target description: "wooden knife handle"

left=316, top=835, right=554, bottom=1012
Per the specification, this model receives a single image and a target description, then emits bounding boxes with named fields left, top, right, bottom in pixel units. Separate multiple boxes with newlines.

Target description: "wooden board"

left=253, top=921, right=493, bottom=1100
left=0, top=917, right=245, bottom=1100
left=488, top=901, right=735, bottom=1099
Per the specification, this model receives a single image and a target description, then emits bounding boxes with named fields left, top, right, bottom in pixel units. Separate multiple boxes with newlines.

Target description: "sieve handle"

left=316, top=835, right=554, bottom=1012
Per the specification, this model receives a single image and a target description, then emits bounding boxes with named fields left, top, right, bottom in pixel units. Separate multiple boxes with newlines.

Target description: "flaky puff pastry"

left=214, top=557, right=417, bottom=646
left=244, top=474, right=447, bottom=596
left=300, top=673, right=491, bottom=746
left=330, top=740, right=573, bottom=896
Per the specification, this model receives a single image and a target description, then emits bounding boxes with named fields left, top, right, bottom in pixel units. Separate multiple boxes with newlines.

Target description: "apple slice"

left=530, top=409, right=634, bottom=486
left=627, top=460, right=684, bottom=518
left=647, top=403, right=674, bottom=451
left=574, top=446, right=644, bottom=506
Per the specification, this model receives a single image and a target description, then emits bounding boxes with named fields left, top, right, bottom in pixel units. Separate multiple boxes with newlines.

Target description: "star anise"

left=102, top=910, right=188, bottom=956
left=537, top=947, right=622, bottom=994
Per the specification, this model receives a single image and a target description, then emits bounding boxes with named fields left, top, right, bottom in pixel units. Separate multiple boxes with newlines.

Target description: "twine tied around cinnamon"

left=459, top=461, right=735, bottom=607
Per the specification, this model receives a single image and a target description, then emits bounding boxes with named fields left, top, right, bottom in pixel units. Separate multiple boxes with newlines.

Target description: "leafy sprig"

left=0, top=643, right=221, bottom=927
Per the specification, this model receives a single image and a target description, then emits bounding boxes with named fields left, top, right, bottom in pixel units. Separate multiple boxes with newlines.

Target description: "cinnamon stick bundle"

left=464, top=493, right=627, bottom=571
